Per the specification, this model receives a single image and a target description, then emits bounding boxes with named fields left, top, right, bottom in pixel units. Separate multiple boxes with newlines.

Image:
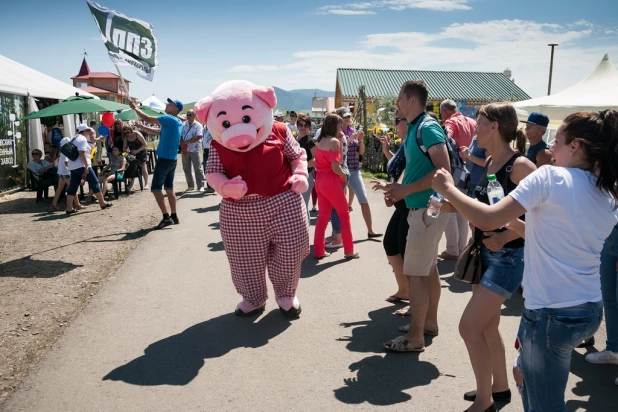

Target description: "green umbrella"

left=22, top=95, right=130, bottom=120
left=115, top=105, right=165, bottom=121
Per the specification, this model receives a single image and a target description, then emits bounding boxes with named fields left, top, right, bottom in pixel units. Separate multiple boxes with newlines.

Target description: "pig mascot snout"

left=195, top=80, right=310, bottom=318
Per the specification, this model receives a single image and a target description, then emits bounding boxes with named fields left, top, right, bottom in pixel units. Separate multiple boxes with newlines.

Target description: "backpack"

left=415, top=115, right=470, bottom=193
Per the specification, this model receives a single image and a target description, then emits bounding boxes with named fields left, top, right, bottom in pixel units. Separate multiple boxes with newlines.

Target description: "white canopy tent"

left=0, top=55, right=99, bottom=160
left=0, top=55, right=97, bottom=100
left=140, top=95, right=165, bottom=109
left=514, top=54, right=618, bottom=121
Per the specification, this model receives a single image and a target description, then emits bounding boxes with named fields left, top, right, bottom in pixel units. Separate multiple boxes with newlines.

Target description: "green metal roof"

left=337, top=68, right=530, bottom=102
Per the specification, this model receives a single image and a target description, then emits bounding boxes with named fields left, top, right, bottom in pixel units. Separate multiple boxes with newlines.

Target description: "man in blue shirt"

left=130, top=98, right=183, bottom=229
left=384, top=80, right=451, bottom=353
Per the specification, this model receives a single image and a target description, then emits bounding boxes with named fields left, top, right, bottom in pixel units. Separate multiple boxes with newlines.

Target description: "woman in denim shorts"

left=439, top=103, right=536, bottom=412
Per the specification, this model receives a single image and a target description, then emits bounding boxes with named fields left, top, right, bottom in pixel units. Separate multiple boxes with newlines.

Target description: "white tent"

left=27, top=96, right=43, bottom=161
left=140, top=95, right=165, bottom=109
left=514, top=54, right=618, bottom=120
left=0, top=55, right=97, bottom=100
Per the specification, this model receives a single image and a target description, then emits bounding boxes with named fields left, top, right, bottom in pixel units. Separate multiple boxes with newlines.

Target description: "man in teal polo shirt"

left=130, top=98, right=183, bottom=230
left=384, top=80, right=451, bottom=353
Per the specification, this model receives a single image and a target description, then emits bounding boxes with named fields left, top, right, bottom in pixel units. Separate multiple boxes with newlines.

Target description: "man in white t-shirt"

left=180, top=110, right=205, bottom=191
left=64, top=124, right=112, bottom=214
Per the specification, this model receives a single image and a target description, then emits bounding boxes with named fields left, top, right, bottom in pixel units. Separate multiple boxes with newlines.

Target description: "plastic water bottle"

left=427, top=191, right=444, bottom=218
left=487, top=174, right=504, bottom=205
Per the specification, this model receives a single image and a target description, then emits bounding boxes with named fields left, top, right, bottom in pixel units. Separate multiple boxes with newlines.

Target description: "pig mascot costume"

left=195, top=80, right=310, bottom=318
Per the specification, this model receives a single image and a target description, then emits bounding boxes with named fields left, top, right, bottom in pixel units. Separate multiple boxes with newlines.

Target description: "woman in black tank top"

left=439, top=103, right=537, bottom=412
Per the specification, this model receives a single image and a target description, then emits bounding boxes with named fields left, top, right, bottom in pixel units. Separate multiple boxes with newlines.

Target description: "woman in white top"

left=50, top=137, right=84, bottom=212
left=432, top=109, right=618, bottom=412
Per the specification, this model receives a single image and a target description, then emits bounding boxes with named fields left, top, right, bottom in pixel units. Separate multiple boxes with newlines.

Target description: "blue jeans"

left=67, top=167, right=100, bottom=196
left=202, top=148, right=213, bottom=190
left=517, top=301, right=603, bottom=412
left=600, top=224, right=618, bottom=352
left=301, top=173, right=315, bottom=220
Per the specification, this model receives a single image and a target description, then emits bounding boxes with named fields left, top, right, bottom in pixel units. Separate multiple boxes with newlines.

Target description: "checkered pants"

left=219, top=190, right=310, bottom=307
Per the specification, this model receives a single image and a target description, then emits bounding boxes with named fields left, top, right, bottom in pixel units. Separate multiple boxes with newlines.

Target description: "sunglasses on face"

left=297, top=122, right=309, bottom=127
left=32, top=152, right=41, bottom=156
left=187, top=114, right=194, bottom=117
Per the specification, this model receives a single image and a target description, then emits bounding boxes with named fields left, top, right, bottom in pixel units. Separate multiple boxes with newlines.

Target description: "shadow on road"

left=566, top=349, right=618, bottom=411
left=103, top=310, right=290, bottom=386
left=208, top=241, right=225, bottom=252
left=301, top=248, right=349, bottom=278
left=192, top=204, right=220, bottom=214
left=0, top=256, right=83, bottom=278
left=334, top=306, right=440, bottom=405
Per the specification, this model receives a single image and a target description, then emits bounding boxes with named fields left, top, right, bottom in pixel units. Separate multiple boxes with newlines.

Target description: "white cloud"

left=228, top=19, right=618, bottom=99
left=317, top=0, right=471, bottom=15
left=324, top=9, right=377, bottom=15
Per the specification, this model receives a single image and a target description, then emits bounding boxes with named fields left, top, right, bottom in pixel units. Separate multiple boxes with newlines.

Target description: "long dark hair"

left=478, top=103, right=526, bottom=154
left=562, top=109, right=618, bottom=207
left=318, top=113, right=342, bottom=143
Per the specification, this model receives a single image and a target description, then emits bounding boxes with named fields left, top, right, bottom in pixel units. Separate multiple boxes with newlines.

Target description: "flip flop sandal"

left=344, top=253, right=360, bottom=260
left=397, top=324, right=439, bottom=336
left=395, top=307, right=411, bottom=317
left=326, top=242, right=343, bottom=249
left=386, top=295, right=408, bottom=304
left=383, top=336, right=425, bottom=353
left=314, top=252, right=331, bottom=260
left=100, top=202, right=113, bottom=210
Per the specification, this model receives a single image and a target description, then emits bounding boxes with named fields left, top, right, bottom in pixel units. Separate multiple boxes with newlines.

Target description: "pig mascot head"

left=194, top=80, right=277, bottom=152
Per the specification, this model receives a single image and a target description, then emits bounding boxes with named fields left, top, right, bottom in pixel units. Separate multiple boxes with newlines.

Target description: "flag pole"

left=114, top=63, right=130, bottom=104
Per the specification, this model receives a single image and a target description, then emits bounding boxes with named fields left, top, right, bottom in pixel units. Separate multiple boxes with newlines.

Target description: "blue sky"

left=2, top=0, right=618, bottom=102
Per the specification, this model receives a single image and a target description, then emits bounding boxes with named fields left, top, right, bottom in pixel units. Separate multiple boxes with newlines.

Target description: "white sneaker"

left=198, top=187, right=205, bottom=192
left=585, top=350, right=618, bottom=365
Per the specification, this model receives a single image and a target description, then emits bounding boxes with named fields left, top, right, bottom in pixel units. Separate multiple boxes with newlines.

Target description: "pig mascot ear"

left=194, top=96, right=213, bottom=124
left=253, top=86, right=277, bottom=109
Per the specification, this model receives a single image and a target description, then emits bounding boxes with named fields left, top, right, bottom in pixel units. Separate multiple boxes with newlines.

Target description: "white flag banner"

left=86, top=1, right=158, bottom=81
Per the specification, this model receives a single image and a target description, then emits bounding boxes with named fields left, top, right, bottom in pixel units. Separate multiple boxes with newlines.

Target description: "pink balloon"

left=102, top=112, right=115, bottom=127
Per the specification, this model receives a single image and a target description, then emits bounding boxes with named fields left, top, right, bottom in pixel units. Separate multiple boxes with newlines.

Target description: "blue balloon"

left=98, top=125, right=110, bottom=136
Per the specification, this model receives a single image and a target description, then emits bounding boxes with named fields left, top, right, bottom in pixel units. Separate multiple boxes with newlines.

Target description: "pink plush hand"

left=288, top=174, right=309, bottom=194
left=221, top=176, right=248, bottom=199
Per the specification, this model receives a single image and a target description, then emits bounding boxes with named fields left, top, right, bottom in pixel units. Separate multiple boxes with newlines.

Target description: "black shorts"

left=383, top=201, right=409, bottom=258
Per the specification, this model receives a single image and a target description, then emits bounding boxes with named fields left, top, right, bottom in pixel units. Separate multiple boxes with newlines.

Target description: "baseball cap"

left=274, top=111, right=284, bottom=117
left=521, top=112, right=549, bottom=128
left=76, top=124, right=94, bottom=133
left=336, top=106, right=352, bottom=118
left=167, top=98, right=184, bottom=112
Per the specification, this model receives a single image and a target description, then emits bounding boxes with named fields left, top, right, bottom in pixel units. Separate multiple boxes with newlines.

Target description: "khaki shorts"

left=403, top=208, right=448, bottom=277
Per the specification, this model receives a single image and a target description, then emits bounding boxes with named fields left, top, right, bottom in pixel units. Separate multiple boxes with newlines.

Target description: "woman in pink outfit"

left=314, top=114, right=359, bottom=260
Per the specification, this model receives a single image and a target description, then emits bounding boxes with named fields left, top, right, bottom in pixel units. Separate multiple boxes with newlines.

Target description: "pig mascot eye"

left=222, top=120, right=231, bottom=128
left=242, top=115, right=251, bottom=123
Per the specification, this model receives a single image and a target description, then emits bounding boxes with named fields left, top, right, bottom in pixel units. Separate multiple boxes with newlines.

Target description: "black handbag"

left=60, top=136, right=80, bottom=161
left=454, top=234, right=484, bottom=284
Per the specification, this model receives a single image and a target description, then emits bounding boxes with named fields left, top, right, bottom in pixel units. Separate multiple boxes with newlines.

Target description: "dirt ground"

left=0, top=179, right=165, bottom=405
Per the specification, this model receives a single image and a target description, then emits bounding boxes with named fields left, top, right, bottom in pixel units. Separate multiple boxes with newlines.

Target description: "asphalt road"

left=3, top=181, right=616, bottom=412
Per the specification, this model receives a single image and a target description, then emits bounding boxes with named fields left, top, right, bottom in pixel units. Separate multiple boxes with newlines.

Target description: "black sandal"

left=65, top=210, right=77, bottom=215
left=100, top=202, right=113, bottom=210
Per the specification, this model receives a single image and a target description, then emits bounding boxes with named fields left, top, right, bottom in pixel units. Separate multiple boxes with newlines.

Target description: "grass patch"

left=361, top=170, right=387, bottom=180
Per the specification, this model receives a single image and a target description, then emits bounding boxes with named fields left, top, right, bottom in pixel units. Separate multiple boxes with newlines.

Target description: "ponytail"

left=598, top=110, right=618, bottom=207
left=563, top=109, right=618, bottom=208
left=514, top=128, right=526, bottom=154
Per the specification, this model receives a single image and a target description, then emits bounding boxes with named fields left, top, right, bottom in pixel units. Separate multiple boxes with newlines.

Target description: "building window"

left=76, top=82, right=88, bottom=88
left=99, top=96, right=107, bottom=100
left=108, top=96, right=115, bottom=102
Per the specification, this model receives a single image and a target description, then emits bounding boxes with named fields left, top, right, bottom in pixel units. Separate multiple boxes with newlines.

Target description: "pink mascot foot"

left=276, top=296, right=302, bottom=319
left=234, top=300, right=266, bottom=317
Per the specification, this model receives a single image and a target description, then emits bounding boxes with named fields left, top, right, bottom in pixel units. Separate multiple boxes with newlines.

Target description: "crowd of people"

left=27, top=83, right=618, bottom=412
left=281, top=81, right=618, bottom=412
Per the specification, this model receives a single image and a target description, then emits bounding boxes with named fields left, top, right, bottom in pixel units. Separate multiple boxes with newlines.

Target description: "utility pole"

left=547, top=44, right=559, bottom=95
